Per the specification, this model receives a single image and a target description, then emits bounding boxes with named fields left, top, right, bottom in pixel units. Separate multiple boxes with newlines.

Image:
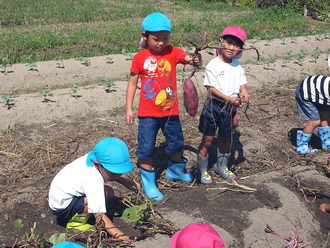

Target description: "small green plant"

left=121, top=71, right=130, bottom=81
left=269, top=54, right=277, bottom=65
left=245, top=66, right=251, bottom=73
left=295, top=49, right=307, bottom=65
left=25, top=55, right=37, bottom=71
left=315, top=34, right=323, bottom=41
left=105, top=57, right=113, bottom=63
left=280, top=34, right=286, bottom=45
left=0, top=57, right=12, bottom=74
left=69, top=81, right=80, bottom=98
left=324, top=30, right=330, bottom=39
left=281, top=50, right=293, bottom=60
left=249, top=40, right=257, bottom=45
left=282, top=59, right=290, bottom=67
left=13, top=219, right=24, bottom=229
left=290, top=32, right=298, bottom=43
left=122, top=49, right=134, bottom=60
left=79, top=57, right=90, bottom=66
left=37, top=84, right=53, bottom=101
left=96, top=76, right=116, bottom=92
left=1, top=89, right=16, bottom=109
left=251, top=55, right=259, bottom=62
left=310, top=47, right=322, bottom=63
left=56, top=61, right=64, bottom=68
left=265, top=34, right=274, bottom=45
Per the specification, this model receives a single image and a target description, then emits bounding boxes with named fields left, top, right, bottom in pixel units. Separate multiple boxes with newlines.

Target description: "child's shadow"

left=288, top=128, right=321, bottom=150
left=152, top=142, right=197, bottom=178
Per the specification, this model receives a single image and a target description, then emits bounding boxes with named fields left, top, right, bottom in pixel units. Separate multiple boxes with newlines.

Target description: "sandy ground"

left=1, top=35, right=329, bottom=130
left=1, top=34, right=330, bottom=248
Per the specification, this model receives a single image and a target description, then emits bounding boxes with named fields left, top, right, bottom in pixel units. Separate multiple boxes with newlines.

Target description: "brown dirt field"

left=1, top=34, right=330, bottom=248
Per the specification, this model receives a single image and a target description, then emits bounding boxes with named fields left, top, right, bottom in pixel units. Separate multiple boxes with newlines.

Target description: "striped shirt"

left=300, top=75, right=330, bottom=105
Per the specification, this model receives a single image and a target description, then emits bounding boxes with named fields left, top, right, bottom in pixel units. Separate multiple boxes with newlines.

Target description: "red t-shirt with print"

left=130, top=45, right=187, bottom=117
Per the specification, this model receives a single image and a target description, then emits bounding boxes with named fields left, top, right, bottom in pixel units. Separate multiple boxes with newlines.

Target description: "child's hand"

left=120, top=235, right=137, bottom=243
left=194, top=52, right=202, bottom=67
left=240, top=94, right=250, bottom=105
left=228, top=97, right=241, bottom=107
left=126, top=110, right=134, bottom=124
left=124, top=179, right=141, bottom=193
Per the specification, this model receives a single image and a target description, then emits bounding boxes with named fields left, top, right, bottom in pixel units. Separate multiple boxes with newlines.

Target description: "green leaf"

left=49, top=233, right=66, bottom=245
left=122, top=206, right=141, bottom=222
left=13, top=219, right=24, bottom=228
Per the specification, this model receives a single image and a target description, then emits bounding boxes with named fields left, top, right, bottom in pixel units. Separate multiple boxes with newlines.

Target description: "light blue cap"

left=86, top=137, right=133, bottom=174
left=142, top=12, right=171, bottom=32
left=53, top=242, right=84, bottom=248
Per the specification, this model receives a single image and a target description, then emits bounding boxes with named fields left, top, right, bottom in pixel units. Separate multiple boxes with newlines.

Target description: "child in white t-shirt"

left=49, top=137, right=140, bottom=243
left=197, top=26, right=249, bottom=184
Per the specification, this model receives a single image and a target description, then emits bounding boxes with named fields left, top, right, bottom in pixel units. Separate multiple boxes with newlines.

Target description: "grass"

left=0, top=0, right=329, bottom=64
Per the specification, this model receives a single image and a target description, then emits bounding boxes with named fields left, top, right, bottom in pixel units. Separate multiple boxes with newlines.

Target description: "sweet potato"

left=233, top=113, right=238, bottom=128
left=183, top=78, right=198, bottom=117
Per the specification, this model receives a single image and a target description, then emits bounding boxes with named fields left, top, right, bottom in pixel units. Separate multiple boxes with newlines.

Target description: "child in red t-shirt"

left=126, top=12, right=201, bottom=201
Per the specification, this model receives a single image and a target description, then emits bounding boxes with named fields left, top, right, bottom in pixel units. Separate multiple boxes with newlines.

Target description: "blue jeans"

left=136, top=116, right=184, bottom=160
left=199, top=98, right=236, bottom=141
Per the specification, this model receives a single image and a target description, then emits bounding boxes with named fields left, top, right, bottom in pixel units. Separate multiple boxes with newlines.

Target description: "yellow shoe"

left=66, top=222, right=96, bottom=231
left=66, top=213, right=96, bottom=231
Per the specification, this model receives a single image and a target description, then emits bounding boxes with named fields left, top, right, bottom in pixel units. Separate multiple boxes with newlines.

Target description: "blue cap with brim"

left=86, top=137, right=133, bottom=174
left=53, top=242, right=84, bottom=248
left=142, top=12, right=171, bottom=32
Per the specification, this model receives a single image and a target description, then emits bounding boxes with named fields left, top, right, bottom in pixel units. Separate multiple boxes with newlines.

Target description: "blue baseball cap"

left=86, top=137, right=133, bottom=174
left=53, top=242, right=84, bottom=248
left=142, top=12, right=171, bottom=32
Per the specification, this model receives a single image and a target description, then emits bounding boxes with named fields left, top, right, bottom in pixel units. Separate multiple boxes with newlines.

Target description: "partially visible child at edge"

left=49, top=137, right=140, bottom=243
left=196, top=26, right=249, bottom=184
left=293, top=75, right=330, bottom=214
left=125, top=12, right=201, bottom=201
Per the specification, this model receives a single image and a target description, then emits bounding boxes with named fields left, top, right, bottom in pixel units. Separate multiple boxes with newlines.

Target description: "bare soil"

left=1, top=35, right=330, bottom=248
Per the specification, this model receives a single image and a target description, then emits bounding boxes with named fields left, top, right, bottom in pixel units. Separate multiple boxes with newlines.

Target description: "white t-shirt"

left=49, top=154, right=107, bottom=214
left=203, top=57, right=247, bottom=100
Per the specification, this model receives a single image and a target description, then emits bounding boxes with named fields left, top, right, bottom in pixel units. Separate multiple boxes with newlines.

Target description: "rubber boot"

left=296, top=130, right=318, bottom=155
left=214, top=149, right=236, bottom=179
left=66, top=213, right=95, bottom=231
left=197, top=154, right=212, bottom=184
left=165, top=157, right=193, bottom=183
left=140, top=167, right=164, bottom=201
left=318, top=126, right=330, bottom=150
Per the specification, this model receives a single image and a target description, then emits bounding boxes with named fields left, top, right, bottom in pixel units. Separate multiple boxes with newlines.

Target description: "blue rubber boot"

left=140, top=167, right=164, bottom=201
left=165, top=157, right=193, bottom=183
left=197, top=154, right=212, bottom=184
left=214, top=149, right=236, bottom=179
left=318, top=126, right=330, bottom=150
left=296, top=130, right=318, bottom=155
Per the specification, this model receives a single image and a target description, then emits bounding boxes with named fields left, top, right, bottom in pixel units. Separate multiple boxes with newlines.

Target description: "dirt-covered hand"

left=124, top=179, right=141, bottom=193
left=120, top=235, right=137, bottom=244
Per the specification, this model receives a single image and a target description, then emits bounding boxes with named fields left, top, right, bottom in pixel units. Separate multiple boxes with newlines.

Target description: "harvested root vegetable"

left=183, top=78, right=198, bottom=117
left=233, top=113, right=238, bottom=128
